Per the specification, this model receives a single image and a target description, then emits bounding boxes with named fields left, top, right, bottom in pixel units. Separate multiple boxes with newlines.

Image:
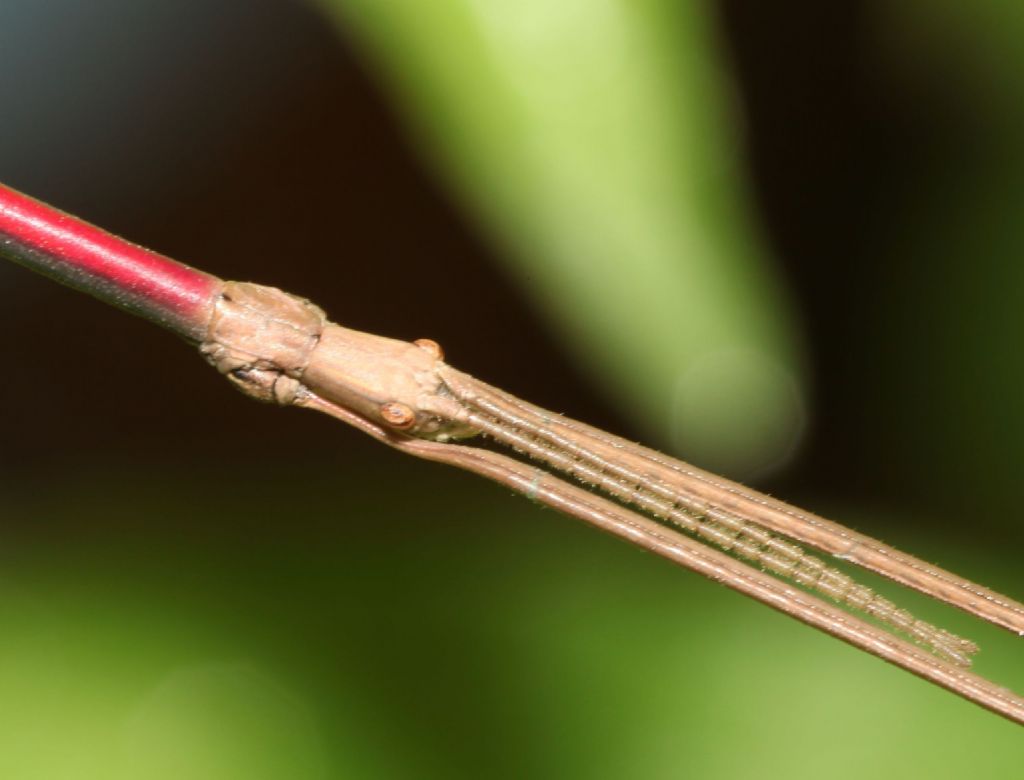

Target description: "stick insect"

left=2, top=182, right=1023, bottom=725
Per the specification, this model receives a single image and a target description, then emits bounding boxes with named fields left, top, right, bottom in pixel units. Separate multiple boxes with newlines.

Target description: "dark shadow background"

left=0, top=0, right=601, bottom=480
left=0, top=1, right=960, bottom=512
left=1, top=1, right=1023, bottom=775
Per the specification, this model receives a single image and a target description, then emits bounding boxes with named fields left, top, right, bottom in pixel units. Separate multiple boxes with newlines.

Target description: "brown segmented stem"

left=437, top=366, right=1024, bottom=638
left=297, top=390, right=1024, bottom=726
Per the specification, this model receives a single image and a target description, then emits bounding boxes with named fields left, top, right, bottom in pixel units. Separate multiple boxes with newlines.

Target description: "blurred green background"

left=1, top=0, right=1023, bottom=776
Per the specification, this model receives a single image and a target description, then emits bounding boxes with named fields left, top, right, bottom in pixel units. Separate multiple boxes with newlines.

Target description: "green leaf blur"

left=319, top=0, right=806, bottom=477
left=5, top=1, right=1024, bottom=776
left=1, top=465, right=1022, bottom=778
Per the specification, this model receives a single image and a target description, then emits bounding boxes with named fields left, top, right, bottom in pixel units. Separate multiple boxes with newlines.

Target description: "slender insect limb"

left=439, top=368, right=1024, bottom=638
left=296, top=390, right=1024, bottom=725
left=471, top=407, right=975, bottom=665
left=435, top=381, right=975, bottom=664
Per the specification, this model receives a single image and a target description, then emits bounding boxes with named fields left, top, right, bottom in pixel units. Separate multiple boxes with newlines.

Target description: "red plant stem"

left=0, top=183, right=221, bottom=340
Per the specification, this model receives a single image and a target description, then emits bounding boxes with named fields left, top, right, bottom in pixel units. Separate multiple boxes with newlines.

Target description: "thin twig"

left=1, top=182, right=1022, bottom=725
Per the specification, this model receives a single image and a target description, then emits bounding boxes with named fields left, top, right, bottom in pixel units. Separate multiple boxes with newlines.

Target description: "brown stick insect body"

left=203, top=280, right=1024, bottom=725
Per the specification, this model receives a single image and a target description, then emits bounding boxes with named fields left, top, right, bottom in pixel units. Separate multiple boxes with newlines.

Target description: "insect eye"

left=413, top=338, right=444, bottom=360
left=379, top=401, right=417, bottom=430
